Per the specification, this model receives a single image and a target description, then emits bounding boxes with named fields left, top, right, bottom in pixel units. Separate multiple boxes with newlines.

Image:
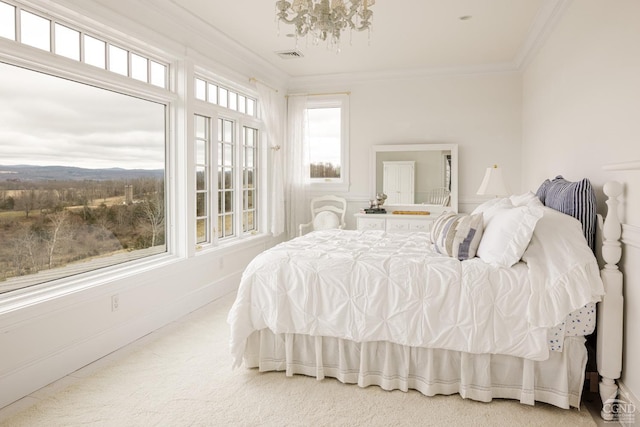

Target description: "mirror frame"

left=370, top=143, right=458, bottom=212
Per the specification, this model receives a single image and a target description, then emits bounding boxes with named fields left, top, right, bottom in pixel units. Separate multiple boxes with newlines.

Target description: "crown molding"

left=603, top=161, right=640, bottom=172
left=514, top=0, right=573, bottom=70
left=288, top=62, right=520, bottom=91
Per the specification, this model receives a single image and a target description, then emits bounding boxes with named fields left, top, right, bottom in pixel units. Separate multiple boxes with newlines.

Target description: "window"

left=0, top=1, right=168, bottom=89
left=195, top=115, right=211, bottom=245
left=0, top=1, right=15, bottom=40
left=242, top=126, right=258, bottom=233
left=306, top=94, right=350, bottom=191
left=218, top=118, right=235, bottom=239
left=193, top=78, right=261, bottom=248
left=194, top=77, right=257, bottom=118
left=0, top=62, right=167, bottom=293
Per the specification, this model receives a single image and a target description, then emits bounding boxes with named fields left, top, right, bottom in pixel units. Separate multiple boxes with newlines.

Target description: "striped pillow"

left=535, top=176, right=596, bottom=251
left=431, top=212, right=484, bottom=260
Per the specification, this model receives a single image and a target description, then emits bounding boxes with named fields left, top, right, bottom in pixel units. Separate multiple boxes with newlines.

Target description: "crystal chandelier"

left=275, top=0, right=375, bottom=51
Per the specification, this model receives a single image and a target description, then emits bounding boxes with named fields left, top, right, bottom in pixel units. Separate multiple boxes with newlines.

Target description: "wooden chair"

left=299, top=195, right=347, bottom=236
left=425, top=187, right=451, bottom=206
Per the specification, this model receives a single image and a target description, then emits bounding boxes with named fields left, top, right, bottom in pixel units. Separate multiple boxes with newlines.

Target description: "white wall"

left=522, top=0, right=640, bottom=404
left=297, top=71, right=523, bottom=226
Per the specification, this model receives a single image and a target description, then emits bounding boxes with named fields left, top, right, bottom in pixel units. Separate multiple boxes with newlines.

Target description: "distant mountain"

left=0, top=165, right=164, bottom=182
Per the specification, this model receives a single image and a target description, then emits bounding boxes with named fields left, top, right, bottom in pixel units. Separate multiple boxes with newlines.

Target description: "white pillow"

left=313, top=211, right=340, bottom=230
left=471, top=197, right=513, bottom=227
left=510, top=191, right=544, bottom=208
left=431, top=212, right=484, bottom=260
left=477, top=204, right=544, bottom=268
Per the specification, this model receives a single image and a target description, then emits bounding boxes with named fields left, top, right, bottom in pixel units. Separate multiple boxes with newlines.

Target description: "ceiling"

left=77, top=0, right=565, bottom=81
left=162, top=0, right=556, bottom=79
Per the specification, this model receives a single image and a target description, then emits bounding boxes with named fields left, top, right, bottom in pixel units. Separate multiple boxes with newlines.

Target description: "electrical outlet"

left=111, top=294, right=120, bottom=312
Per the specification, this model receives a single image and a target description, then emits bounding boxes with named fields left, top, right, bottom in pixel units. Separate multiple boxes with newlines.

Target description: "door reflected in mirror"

left=372, top=144, right=458, bottom=212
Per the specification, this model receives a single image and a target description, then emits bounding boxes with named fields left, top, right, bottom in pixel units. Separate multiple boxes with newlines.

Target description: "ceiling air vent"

left=276, top=50, right=304, bottom=60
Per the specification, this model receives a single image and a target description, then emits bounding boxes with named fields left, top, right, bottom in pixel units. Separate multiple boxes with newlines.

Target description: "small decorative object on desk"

left=365, top=192, right=388, bottom=214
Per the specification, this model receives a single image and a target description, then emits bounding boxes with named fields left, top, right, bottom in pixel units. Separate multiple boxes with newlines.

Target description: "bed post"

left=596, top=181, right=624, bottom=421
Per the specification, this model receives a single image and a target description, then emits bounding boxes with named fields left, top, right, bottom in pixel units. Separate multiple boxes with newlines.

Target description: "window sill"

left=0, top=251, right=181, bottom=318
left=195, top=232, right=273, bottom=256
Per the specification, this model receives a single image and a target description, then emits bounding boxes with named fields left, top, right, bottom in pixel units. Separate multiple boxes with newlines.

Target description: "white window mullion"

left=211, top=115, right=220, bottom=246
left=236, top=121, right=245, bottom=236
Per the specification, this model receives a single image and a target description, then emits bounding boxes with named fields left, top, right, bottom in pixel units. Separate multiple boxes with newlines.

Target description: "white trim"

left=514, top=0, right=573, bottom=70
left=289, top=64, right=520, bottom=90
left=622, top=224, right=640, bottom=249
left=603, top=160, right=640, bottom=171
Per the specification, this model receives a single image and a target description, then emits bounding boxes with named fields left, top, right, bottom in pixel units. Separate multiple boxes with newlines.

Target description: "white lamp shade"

left=476, top=166, right=509, bottom=196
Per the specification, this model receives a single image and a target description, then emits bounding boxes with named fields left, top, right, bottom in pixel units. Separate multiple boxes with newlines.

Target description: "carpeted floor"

left=0, top=292, right=599, bottom=426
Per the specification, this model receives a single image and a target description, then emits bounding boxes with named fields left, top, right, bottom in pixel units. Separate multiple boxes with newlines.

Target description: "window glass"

left=238, top=95, right=246, bottom=114
left=217, top=118, right=235, bottom=239
left=194, top=115, right=210, bottom=245
left=108, top=45, right=128, bottom=76
left=54, top=23, right=80, bottom=61
left=150, top=61, right=166, bottom=88
left=228, top=91, right=237, bottom=111
left=219, top=87, right=228, bottom=108
left=195, top=78, right=206, bottom=100
left=308, top=107, right=341, bottom=179
left=83, top=35, right=106, bottom=69
left=20, top=10, right=50, bottom=51
left=304, top=95, right=349, bottom=190
left=242, top=126, right=258, bottom=233
left=131, top=53, right=148, bottom=82
left=207, top=83, right=218, bottom=104
left=0, top=62, right=166, bottom=293
left=247, top=98, right=255, bottom=117
left=0, top=1, right=16, bottom=41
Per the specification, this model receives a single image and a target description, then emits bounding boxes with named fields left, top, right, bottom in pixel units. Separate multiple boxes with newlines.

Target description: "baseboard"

left=617, top=380, right=640, bottom=427
left=0, top=271, right=241, bottom=409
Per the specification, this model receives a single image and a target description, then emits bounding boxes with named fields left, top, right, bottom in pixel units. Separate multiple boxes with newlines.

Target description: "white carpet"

left=0, top=293, right=597, bottom=427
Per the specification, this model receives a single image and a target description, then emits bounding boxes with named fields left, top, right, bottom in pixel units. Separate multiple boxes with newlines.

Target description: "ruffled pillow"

left=477, top=204, right=544, bottom=268
left=431, top=212, right=484, bottom=261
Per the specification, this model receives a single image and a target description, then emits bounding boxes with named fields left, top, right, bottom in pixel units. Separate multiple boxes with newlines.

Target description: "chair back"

left=299, top=195, right=347, bottom=236
left=426, top=187, right=451, bottom=206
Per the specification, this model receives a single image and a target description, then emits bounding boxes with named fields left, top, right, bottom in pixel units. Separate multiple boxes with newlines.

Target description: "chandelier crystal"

left=275, top=0, right=374, bottom=51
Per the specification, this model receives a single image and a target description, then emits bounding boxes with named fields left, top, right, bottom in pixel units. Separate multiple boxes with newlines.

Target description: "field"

left=0, top=178, right=165, bottom=291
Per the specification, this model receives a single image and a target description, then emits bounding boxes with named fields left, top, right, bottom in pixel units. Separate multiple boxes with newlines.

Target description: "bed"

left=227, top=177, right=624, bottom=420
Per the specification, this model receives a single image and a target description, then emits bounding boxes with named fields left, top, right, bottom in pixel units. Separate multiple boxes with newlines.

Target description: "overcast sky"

left=0, top=61, right=165, bottom=170
left=307, top=107, right=340, bottom=166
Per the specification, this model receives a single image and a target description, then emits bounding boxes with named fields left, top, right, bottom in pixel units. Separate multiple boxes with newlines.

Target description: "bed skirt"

left=243, top=330, right=588, bottom=410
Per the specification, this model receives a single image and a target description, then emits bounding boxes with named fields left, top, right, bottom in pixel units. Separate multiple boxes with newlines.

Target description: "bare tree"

left=17, top=189, right=38, bottom=218
left=140, top=194, right=164, bottom=247
left=44, top=209, right=70, bottom=269
left=9, top=225, right=42, bottom=276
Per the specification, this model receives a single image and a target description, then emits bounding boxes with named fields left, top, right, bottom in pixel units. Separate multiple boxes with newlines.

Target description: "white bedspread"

left=228, top=227, right=603, bottom=368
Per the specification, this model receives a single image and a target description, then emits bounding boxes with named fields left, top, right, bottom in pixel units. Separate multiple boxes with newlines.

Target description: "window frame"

left=0, top=0, right=270, bottom=307
left=305, top=94, right=350, bottom=193
left=0, top=3, right=179, bottom=304
left=192, top=89, right=265, bottom=253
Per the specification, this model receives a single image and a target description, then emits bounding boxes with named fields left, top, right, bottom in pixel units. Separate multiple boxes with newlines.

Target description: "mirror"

left=371, top=143, right=458, bottom=212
